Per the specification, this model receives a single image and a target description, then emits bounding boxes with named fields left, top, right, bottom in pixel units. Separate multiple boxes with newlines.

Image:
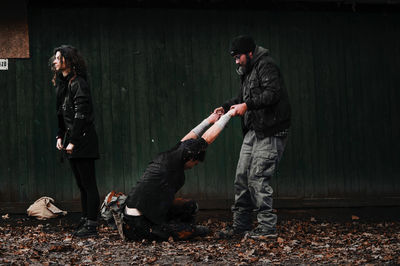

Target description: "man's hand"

left=213, top=107, right=225, bottom=115
left=56, top=138, right=63, bottom=150
left=230, top=103, right=247, bottom=116
left=65, top=143, right=75, bottom=154
left=207, top=112, right=221, bottom=124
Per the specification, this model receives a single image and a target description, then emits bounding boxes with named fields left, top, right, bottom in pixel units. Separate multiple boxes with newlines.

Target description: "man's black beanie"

left=230, top=35, right=256, bottom=56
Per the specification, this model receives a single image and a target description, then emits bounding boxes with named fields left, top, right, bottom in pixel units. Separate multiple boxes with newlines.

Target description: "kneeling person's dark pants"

left=123, top=198, right=199, bottom=241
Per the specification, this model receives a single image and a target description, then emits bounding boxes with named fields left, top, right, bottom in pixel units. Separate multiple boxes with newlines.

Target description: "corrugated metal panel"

left=0, top=7, right=399, bottom=211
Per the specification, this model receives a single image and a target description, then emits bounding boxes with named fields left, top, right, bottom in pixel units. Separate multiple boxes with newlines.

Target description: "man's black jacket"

left=56, top=73, right=99, bottom=159
left=222, top=46, right=291, bottom=139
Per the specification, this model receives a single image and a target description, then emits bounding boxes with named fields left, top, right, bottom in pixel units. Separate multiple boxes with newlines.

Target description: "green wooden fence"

left=0, top=7, right=399, bottom=212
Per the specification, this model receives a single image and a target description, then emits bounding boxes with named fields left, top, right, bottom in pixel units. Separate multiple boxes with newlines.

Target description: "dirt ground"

left=0, top=207, right=399, bottom=265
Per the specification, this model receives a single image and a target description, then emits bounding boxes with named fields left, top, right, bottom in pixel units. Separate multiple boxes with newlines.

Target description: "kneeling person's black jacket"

left=125, top=138, right=207, bottom=225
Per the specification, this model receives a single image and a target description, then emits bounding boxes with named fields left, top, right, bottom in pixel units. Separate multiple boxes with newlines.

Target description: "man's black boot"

left=246, top=227, right=277, bottom=240
left=216, top=226, right=248, bottom=239
left=73, top=220, right=98, bottom=237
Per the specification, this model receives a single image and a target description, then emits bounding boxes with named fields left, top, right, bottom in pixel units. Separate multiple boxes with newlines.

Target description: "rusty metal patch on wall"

left=0, top=0, right=29, bottom=58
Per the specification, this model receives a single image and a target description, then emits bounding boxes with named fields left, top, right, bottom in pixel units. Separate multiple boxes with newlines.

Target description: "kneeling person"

left=123, top=110, right=235, bottom=241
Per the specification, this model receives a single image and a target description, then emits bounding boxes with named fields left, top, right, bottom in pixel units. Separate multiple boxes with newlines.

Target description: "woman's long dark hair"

left=49, top=45, right=88, bottom=86
left=50, top=45, right=88, bottom=111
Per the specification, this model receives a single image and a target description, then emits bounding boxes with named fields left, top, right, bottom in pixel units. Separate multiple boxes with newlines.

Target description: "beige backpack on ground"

left=27, top=196, right=67, bottom=220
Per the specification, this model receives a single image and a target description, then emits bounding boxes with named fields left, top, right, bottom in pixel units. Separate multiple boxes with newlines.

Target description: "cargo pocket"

left=254, top=152, right=278, bottom=178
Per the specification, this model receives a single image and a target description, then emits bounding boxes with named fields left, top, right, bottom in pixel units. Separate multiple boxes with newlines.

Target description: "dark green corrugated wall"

left=0, top=7, right=399, bottom=211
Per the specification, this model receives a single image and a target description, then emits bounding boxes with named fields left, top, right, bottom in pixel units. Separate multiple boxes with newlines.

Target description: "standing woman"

left=51, top=45, right=100, bottom=237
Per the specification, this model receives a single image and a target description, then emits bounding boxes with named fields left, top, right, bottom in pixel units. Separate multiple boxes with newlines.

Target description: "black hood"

left=236, top=46, right=270, bottom=76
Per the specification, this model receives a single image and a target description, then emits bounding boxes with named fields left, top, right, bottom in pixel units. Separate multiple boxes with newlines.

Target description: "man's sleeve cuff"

left=222, top=103, right=230, bottom=113
left=245, top=99, right=255, bottom=110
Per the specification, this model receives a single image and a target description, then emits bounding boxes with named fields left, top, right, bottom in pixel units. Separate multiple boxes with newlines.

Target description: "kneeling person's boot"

left=74, top=219, right=98, bottom=237
left=193, top=225, right=210, bottom=237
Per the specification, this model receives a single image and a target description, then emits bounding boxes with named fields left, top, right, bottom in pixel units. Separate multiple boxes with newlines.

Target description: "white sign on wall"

left=0, top=59, right=8, bottom=70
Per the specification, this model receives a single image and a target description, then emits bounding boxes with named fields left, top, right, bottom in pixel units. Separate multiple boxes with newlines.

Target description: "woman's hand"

left=56, top=138, right=63, bottom=150
left=65, top=143, right=75, bottom=154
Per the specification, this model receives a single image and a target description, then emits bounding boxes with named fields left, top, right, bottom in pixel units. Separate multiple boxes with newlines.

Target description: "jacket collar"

left=236, top=46, right=269, bottom=76
left=58, top=71, right=74, bottom=83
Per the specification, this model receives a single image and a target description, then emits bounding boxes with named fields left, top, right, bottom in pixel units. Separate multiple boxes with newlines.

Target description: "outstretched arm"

left=201, top=109, right=236, bottom=144
left=181, top=112, right=221, bottom=142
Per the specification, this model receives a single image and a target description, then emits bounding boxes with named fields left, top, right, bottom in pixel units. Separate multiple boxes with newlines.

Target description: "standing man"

left=51, top=45, right=100, bottom=237
left=214, top=35, right=291, bottom=239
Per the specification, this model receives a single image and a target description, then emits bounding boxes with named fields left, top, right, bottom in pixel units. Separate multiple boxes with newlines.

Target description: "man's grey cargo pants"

left=232, top=130, right=287, bottom=231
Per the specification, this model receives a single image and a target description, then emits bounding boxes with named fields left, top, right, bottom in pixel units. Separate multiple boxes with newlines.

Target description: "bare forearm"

left=181, top=131, right=199, bottom=142
left=181, top=113, right=220, bottom=141
left=201, top=125, right=223, bottom=144
left=201, top=111, right=233, bottom=144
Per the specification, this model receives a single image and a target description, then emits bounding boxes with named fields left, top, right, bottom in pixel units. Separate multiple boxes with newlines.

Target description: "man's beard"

left=236, top=54, right=252, bottom=75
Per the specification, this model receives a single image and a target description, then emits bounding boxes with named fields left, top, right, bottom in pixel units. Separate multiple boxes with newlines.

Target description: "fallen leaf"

left=147, top=257, right=157, bottom=263
left=283, top=246, right=292, bottom=252
left=49, top=245, right=73, bottom=252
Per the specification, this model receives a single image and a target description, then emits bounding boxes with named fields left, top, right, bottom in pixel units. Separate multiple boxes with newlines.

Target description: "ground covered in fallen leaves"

left=1, top=208, right=399, bottom=265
